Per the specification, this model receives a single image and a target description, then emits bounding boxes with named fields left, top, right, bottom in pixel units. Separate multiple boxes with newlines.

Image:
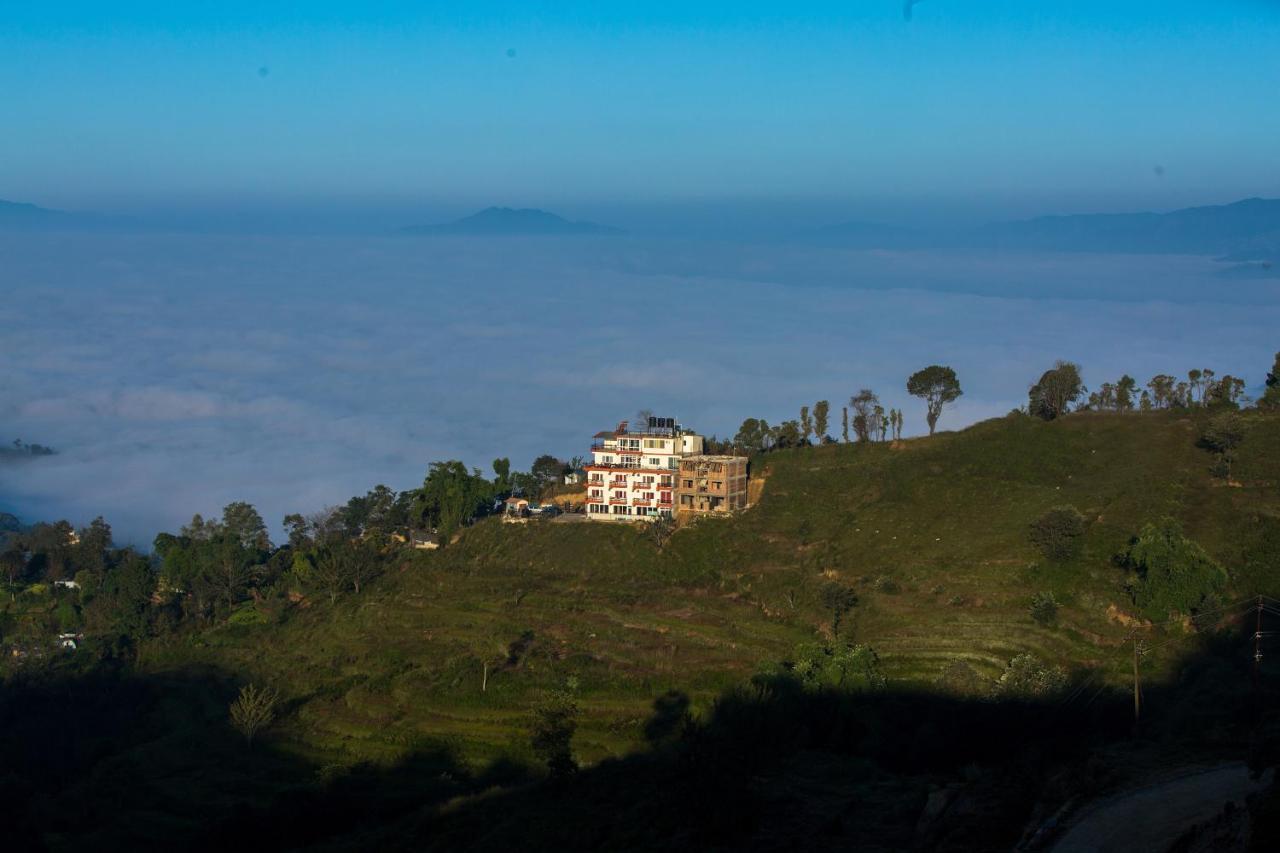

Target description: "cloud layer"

left=2, top=233, right=1276, bottom=545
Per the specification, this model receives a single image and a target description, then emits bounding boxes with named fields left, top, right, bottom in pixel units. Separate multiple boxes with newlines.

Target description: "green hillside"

left=135, top=409, right=1280, bottom=769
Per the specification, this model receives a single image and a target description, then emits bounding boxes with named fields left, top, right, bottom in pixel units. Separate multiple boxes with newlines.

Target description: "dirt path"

left=1049, top=763, right=1267, bottom=853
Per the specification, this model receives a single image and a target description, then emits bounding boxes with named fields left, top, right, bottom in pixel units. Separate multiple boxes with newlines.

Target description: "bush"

left=229, top=683, right=279, bottom=746
left=1119, top=518, right=1227, bottom=619
left=530, top=690, right=579, bottom=779
left=1029, top=591, right=1059, bottom=626
left=872, top=575, right=901, bottom=594
left=1029, top=505, right=1086, bottom=561
left=787, top=642, right=886, bottom=691
left=995, top=654, right=1068, bottom=698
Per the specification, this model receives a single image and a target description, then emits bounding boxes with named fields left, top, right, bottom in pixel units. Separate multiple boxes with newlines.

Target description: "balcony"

left=609, top=498, right=628, bottom=505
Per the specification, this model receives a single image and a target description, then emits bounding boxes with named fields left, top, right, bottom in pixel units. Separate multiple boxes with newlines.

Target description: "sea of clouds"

left=2, top=232, right=1276, bottom=545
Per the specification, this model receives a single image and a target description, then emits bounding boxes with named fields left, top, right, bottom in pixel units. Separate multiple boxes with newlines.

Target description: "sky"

left=3, top=1, right=1280, bottom=224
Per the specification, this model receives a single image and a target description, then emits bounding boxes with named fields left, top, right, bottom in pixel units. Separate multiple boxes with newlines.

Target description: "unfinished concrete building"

left=675, top=455, right=749, bottom=516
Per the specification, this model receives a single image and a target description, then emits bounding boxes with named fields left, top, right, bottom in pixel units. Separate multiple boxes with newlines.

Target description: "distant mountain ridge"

left=0, top=197, right=128, bottom=231
left=401, top=207, right=622, bottom=237
left=805, top=197, right=1280, bottom=262
left=976, top=197, right=1280, bottom=258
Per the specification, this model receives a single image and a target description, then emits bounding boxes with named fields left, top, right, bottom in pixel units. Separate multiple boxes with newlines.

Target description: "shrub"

left=530, top=690, right=579, bottom=779
left=1029, top=505, right=1086, bottom=561
left=995, top=654, right=1068, bottom=698
left=229, top=683, right=279, bottom=746
left=872, top=575, right=901, bottom=594
left=788, top=642, right=886, bottom=691
left=1029, top=591, right=1059, bottom=626
left=1119, top=518, right=1227, bottom=619
left=1201, top=412, right=1246, bottom=480
left=818, top=582, right=859, bottom=639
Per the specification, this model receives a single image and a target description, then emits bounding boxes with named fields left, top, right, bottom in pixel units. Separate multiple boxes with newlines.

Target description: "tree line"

left=732, top=364, right=962, bottom=452
left=731, top=351, right=1280, bottom=454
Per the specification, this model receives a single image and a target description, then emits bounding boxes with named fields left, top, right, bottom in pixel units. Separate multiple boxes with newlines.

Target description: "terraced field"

left=141, top=409, right=1280, bottom=767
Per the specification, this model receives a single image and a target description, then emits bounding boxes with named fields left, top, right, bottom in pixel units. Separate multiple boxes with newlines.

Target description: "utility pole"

left=1254, top=596, right=1264, bottom=695
left=1132, top=635, right=1144, bottom=723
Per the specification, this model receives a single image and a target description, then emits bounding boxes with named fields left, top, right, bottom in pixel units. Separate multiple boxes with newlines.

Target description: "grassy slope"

left=141, top=411, right=1280, bottom=770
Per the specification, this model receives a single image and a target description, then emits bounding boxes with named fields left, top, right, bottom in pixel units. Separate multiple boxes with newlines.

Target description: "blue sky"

left=4, top=1, right=1280, bottom=218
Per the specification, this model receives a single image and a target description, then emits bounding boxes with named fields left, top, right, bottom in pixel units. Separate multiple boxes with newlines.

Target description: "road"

left=1049, top=763, right=1268, bottom=853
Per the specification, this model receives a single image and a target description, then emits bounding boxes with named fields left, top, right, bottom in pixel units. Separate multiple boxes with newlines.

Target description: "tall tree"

left=813, top=400, right=830, bottom=443
left=416, top=461, right=494, bottom=541
left=799, top=406, right=813, bottom=445
left=492, top=457, right=512, bottom=492
left=1188, top=369, right=1203, bottom=404
left=1147, top=374, right=1176, bottom=409
left=530, top=455, right=568, bottom=496
left=841, top=407, right=849, bottom=443
left=1261, top=351, right=1280, bottom=410
left=906, top=365, right=963, bottom=435
left=849, top=389, right=879, bottom=442
left=734, top=418, right=773, bottom=452
left=221, top=502, right=270, bottom=551
left=1029, top=361, right=1084, bottom=420
left=1115, top=375, right=1137, bottom=411
left=873, top=405, right=888, bottom=441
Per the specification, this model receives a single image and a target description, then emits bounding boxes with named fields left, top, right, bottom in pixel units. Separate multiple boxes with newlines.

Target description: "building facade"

left=675, top=455, right=749, bottom=516
left=584, top=418, right=704, bottom=521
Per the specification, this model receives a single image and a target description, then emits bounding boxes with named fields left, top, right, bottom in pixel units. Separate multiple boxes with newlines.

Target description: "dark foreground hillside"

left=6, top=410, right=1280, bottom=850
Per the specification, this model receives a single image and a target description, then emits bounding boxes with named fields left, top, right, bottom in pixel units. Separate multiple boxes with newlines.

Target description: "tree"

left=906, top=365, right=963, bottom=435
left=492, top=457, right=512, bottom=492
left=310, top=542, right=361, bottom=604
left=221, top=502, right=270, bottom=551
left=83, top=553, right=155, bottom=642
left=841, top=407, right=849, bottom=443
left=1139, top=390, right=1153, bottom=411
left=1261, top=352, right=1280, bottom=410
left=773, top=420, right=803, bottom=449
left=995, top=654, right=1067, bottom=698
left=530, top=690, right=579, bottom=779
left=850, top=389, right=879, bottom=442
left=813, top=400, right=830, bottom=442
left=1029, top=361, right=1085, bottom=420
left=530, top=455, right=567, bottom=496
left=734, top=418, right=772, bottom=452
left=789, top=641, right=885, bottom=690
left=1198, top=369, right=1216, bottom=404
left=282, top=513, right=311, bottom=550
left=1188, top=369, right=1203, bottom=404
left=799, top=406, right=812, bottom=445
left=1206, top=375, right=1246, bottom=408
left=1148, top=374, right=1176, bottom=408
left=1029, top=592, right=1059, bottom=626
left=818, top=582, right=859, bottom=640
left=416, top=461, right=494, bottom=541
left=2, top=547, right=27, bottom=589
left=229, top=683, right=279, bottom=747
left=1115, top=375, right=1137, bottom=411
left=1201, top=411, right=1246, bottom=479
left=873, top=404, right=887, bottom=441
left=1120, top=519, right=1226, bottom=618
left=1029, top=505, right=1086, bottom=561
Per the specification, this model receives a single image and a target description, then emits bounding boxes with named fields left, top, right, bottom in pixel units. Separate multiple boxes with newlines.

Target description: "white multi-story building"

left=584, top=418, right=704, bottom=521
